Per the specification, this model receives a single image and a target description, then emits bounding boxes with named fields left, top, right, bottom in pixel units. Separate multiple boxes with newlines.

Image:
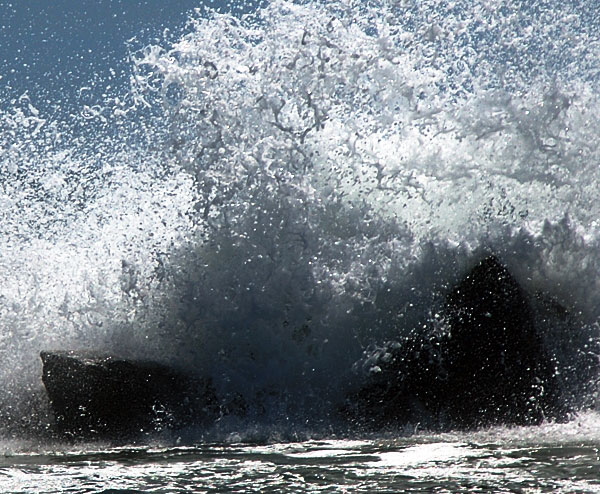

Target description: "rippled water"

left=3, top=419, right=600, bottom=493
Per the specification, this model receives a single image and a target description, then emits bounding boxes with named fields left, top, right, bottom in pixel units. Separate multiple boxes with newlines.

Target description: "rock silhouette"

left=346, top=255, right=567, bottom=430
left=40, top=351, right=218, bottom=439
left=41, top=257, right=579, bottom=437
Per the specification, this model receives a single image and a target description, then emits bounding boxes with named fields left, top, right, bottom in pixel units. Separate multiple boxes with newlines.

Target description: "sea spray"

left=130, top=0, right=600, bottom=424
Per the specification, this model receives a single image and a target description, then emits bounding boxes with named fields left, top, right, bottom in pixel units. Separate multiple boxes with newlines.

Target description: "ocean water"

left=2, top=420, right=600, bottom=493
left=2, top=0, right=600, bottom=491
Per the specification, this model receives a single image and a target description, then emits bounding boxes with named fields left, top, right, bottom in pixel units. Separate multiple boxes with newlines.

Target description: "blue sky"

left=0, top=1, right=265, bottom=112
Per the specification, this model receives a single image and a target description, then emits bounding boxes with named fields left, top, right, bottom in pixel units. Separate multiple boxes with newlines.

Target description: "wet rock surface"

left=346, top=256, right=571, bottom=431
left=40, top=351, right=218, bottom=439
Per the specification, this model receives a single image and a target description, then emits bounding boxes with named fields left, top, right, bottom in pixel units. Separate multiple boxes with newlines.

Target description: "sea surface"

left=3, top=418, right=600, bottom=493
left=2, top=0, right=600, bottom=492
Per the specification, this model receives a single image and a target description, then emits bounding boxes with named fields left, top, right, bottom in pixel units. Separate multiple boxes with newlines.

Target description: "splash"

left=1, top=0, right=600, bottom=439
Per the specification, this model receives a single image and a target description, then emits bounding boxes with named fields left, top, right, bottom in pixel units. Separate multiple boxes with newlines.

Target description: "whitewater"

left=2, top=0, right=600, bottom=491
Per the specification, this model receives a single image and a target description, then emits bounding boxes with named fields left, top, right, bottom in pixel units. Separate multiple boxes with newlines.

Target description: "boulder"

left=40, top=351, right=218, bottom=439
left=436, top=255, right=564, bottom=426
left=346, top=255, right=567, bottom=430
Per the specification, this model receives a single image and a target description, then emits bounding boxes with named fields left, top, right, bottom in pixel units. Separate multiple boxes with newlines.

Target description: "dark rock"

left=437, top=255, right=564, bottom=426
left=346, top=255, right=568, bottom=431
left=40, top=351, right=218, bottom=439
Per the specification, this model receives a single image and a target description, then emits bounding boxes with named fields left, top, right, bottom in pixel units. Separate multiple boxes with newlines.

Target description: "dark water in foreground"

left=3, top=416, right=600, bottom=493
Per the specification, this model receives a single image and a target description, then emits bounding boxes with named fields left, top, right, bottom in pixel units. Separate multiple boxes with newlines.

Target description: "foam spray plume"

left=1, top=0, right=600, bottom=442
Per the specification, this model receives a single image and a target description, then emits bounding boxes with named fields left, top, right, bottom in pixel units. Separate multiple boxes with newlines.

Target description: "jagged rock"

left=346, top=255, right=568, bottom=430
left=437, top=255, right=564, bottom=426
left=40, top=351, right=218, bottom=439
